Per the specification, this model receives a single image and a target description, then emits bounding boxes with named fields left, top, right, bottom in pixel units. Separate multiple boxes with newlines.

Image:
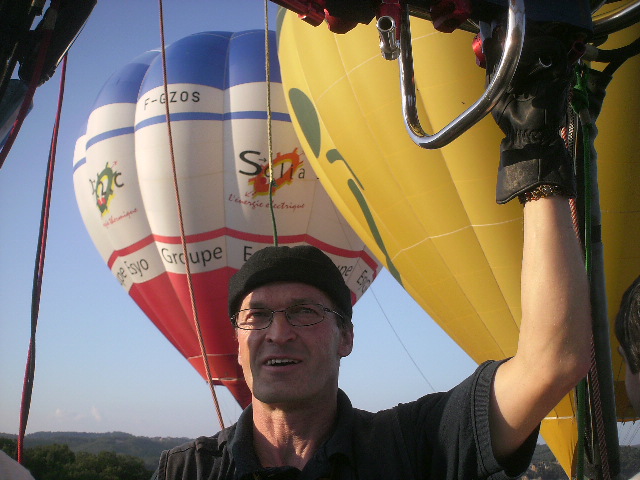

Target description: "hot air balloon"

left=72, top=30, right=381, bottom=409
left=276, top=7, right=640, bottom=476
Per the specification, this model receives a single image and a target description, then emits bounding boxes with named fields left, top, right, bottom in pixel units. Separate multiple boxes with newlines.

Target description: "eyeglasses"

left=232, top=303, right=345, bottom=331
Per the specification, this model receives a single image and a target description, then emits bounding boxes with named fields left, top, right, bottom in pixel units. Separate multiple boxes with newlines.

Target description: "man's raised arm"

left=482, top=24, right=592, bottom=459
left=491, top=196, right=591, bottom=459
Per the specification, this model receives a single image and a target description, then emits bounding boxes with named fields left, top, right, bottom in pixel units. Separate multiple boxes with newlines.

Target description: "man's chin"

left=253, top=386, right=309, bottom=408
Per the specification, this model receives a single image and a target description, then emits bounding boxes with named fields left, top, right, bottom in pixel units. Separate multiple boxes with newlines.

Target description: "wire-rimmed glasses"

left=232, top=303, right=345, bottom=330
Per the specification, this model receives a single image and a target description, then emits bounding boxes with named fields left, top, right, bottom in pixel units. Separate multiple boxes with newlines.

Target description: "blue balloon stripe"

left=85, top=110, right=292, bottom=146
left=225, top=111, right=290, bottom=122
left=134, top=112, right=224, bottom=131
left=134, top=110, right=291, bottom=131
left=73, top=157, right=86, bottom=173
left=86, top=126, right=134, bottom=149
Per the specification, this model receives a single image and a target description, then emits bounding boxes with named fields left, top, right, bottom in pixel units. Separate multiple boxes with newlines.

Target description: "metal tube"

left=377, top=16, right=400, bottom=60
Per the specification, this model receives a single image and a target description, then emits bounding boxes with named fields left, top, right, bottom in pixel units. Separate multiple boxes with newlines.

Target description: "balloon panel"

left=73, top=133, right=191, bottom=359
left=73, top=135, right=111, bottom=263
left=74, top=30, right=381, bottom=409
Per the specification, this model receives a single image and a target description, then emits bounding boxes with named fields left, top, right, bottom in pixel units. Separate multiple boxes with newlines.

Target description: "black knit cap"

left=228, top=245, right=352, bottom=319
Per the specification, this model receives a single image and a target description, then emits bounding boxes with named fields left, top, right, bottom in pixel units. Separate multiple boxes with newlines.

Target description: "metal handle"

left=394, top=0, right=525, bottom=149
left=592, top=0, right=640, bottom=36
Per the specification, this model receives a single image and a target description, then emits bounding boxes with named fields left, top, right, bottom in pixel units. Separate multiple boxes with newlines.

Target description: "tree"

left=619, top=445, right=640, bottom=478
left=67, top=451, right=151, bottom=480
left=24, top=443, right=75, bottom=480
left=0, top=437, right=18, bottom=458
left=16, top=443, right=152, bottom=480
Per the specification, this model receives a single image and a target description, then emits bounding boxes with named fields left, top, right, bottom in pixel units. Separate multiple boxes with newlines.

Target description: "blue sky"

left=0, top=1, right=477, bottom=439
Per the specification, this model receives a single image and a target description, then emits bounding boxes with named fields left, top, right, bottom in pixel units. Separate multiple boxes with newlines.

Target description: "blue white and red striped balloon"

left=72, top=31, right=380, bottom=408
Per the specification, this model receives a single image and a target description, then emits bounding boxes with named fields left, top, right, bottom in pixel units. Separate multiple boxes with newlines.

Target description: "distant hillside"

left=2, top=432, right=639, bottom=478
left=0, top=431, right=191, bottom=470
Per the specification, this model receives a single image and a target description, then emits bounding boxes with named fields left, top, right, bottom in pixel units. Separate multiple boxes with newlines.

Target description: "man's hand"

left=484, top=25, right=577, bottom=204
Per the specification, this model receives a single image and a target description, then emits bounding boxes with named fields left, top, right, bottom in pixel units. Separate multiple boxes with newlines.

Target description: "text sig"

left=142, top=90, right=200, bottom=110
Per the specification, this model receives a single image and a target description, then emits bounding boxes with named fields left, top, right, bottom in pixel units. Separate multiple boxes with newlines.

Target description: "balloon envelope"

left=73, top=30, right=381, bottom=408
left=276, top=9, right=640, bottom=475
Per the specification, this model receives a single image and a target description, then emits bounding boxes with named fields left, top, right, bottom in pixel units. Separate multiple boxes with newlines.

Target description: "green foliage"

left=619, top=445, right=640, bottom=478
left=66, top=451, right=151, bottom=480
left=0, top=436, right=18, bottom=458
left=24, top=444, right=75, bottom=480
left=0, top=442, right=153, bottom=480
left=0, top=431, right=190, bottom=469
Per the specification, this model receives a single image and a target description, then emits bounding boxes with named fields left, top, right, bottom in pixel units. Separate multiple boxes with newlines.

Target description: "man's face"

left=236, top=282, right=354, bottom=409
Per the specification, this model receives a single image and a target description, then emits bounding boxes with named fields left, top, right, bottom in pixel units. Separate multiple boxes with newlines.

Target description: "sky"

left=0, top=1, right=478, bottom=440
left=0, top=0, right=638, bottom=451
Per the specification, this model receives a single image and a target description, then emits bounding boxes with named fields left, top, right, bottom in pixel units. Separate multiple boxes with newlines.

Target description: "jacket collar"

left=228, top=390, right=355, bottom=478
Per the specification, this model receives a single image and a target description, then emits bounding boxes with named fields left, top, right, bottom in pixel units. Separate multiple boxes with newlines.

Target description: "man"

left=615, top=276, right=640, bottom=416
left=153, top=24, right=592, bottom=480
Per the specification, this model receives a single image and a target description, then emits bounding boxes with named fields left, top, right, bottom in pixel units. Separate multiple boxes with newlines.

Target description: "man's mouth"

left=265, top=358, right=301, bottom=366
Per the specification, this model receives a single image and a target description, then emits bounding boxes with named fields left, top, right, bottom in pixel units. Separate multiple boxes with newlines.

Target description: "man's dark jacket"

left=153, top=360, right=537, bottom=480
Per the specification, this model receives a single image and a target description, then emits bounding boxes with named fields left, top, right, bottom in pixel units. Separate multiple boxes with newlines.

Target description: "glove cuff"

left=496, top=139, right=576, bottom=204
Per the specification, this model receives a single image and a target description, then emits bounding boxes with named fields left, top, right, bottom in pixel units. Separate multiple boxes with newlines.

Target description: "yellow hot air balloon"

left=276, top=7, right=640, bottom=476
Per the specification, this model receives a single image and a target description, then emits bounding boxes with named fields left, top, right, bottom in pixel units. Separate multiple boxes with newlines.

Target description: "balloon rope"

left=18, top=53, right=66, bottom=464
left=0, top=0, right=59, bottom=169
left=157, top=0, right=225, bottom=431
left=369, top=284, right=436, bottom=392
left=264, top=0, right=279, bottom=246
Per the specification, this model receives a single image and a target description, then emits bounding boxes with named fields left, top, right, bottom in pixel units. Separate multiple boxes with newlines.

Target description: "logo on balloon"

left=248, top=148, right=304, bottom=197
left=90, top=162, right=123, bottom=215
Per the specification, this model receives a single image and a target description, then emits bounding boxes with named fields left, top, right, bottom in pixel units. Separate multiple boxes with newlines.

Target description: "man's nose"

left=265, top=311, right=296, bottom=343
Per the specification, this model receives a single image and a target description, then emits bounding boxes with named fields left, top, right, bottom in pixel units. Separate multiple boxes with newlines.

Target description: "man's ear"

left=619, top=345, right=629, bottom=364
left=338, top=326, right=354, bottom=358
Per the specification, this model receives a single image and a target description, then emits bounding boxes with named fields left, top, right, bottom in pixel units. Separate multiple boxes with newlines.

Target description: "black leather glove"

left=485, top=24, right=577, bottom=204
